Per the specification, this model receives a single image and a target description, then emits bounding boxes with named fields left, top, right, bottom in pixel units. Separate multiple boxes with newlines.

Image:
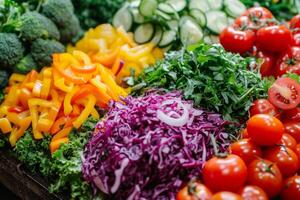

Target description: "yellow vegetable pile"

left=0, top=50, right=127, bottom=152
left=68, top=24, right=164, bottom=82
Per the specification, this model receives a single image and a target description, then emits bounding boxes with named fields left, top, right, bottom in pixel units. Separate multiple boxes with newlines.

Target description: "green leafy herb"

left=133, top=43, right=270, bottom=122
left=14, top=117, right=103, bottom=200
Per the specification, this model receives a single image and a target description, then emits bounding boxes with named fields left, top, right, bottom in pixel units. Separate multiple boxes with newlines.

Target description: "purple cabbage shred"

left=82, top=90, right=229, bottom=200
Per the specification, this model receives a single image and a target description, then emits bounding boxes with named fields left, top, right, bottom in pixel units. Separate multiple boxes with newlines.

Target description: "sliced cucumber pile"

left=113, top=0, right=246, bottom=47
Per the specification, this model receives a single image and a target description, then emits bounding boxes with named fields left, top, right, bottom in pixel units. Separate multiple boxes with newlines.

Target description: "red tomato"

left=247, top=114, right=284, bottom=146
left=220, top=26, right=255, bottom=54
left=256, top=51, right=276, bottom=77
left=281, top=176, right=300, bottom=200
left=256, top=25, right=293, bottom=53
left=203, top=155, right=247, bottom=192
left=238, top=185, right=268, bottom=200
left=264, top=146, right=299, bottom=178
left=275, top=46, right=300, bottom=76
left=243, top=7, right=273, bottom=18
left=176, top=181, right=213, bottom=200
left=247, top=159, right=283, bottom=198
left=280, top=107, right=300, bottom=123
left=268, top=77, right=300, bottom=110
left=292, top=33, right=300, bottom=46
left=290, top=14, right=300, bottom=34
left=211, top=192, right=242, bottom=200
left=278, top=133, right=297, bottom=150
left=249, top=99, right=279, bottom=117
left=234, top=16, right=254, bottom=28
left=229, top=139, right=262, bottom=164
left=284, top=122, right=300, bottom=142
left=241, top=128, right=249, bottom=139
left=294, top=144, right=300, bottom=161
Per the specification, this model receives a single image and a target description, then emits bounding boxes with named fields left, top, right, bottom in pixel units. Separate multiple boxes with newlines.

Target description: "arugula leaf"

left=133, top=44, right=270, bottom=123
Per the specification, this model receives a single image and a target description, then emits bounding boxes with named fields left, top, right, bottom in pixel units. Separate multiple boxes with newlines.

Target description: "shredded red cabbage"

left=82, top=90, right=229, bottom=200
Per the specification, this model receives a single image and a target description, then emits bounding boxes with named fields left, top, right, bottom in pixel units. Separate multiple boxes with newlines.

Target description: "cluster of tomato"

left=220, top=7, right=300, bottom=77
left=176, top=77, right=300, bottom=200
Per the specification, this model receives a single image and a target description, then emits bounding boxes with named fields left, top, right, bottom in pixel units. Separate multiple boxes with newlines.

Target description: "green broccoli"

left=31, top=38, right=65, bottom=68
left=0, top=69, right=8, bottom=89
left=14, top=54, right=38, bottom=74
left=59, top=15, right=82, bottom=44
left=0, top=33, right=24, bottom=69
left=20, top=11, right=60, bottom=42
left=41, top=0, right=74, bottom=28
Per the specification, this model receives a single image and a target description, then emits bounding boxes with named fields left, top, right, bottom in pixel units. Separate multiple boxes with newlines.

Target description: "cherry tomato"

left=275, top=46, right=300, bottom=76
left=292, top=33, right=300, bottom=46
left=249, top=99, right=279, bottom=117
left=242, top=7, right=274, bottom=20
left=229, top=139, right=262, bottom=164
left=220, top=26, right=255, bottom=54
left=247, top=114, right=284, bottom=146
left=256, top=25, right=293, bottom=53
left=268, top=77, right=300, bottom=110
left=284, top=122, right=300, bottom=142
left=264, top=146, right=299, bottom=178
left=280, top=107, right=300, bottom=123
left=256, top=51, right=276, bottom=77
left=234, top=16, right=254, bottom=28
left=176, top=181, right=213, bottom=200
left=290, top=14, right=300, bottom=34
left=278, top=133, right=297, bottom=150
left=241, top=128, right=249, bottom=139
left=294, top=144, right=300, bottom=161
left=238, top=185, right=268, bottom=200
left=247, top=159, right=283, bottom=198
left=211, top=192, right=242, bottom=200
left=281, top=176, right=300, bottom=200
left=203, top=154, right=247, bottom=192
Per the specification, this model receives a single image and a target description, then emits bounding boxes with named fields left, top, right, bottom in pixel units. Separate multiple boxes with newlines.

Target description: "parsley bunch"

left=133, top=44, right=271, bottom=122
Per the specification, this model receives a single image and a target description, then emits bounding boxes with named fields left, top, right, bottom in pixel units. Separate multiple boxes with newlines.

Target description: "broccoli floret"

left=20, top=11, right=60, bottom=42
left=59, top=15, right=81, bottom=44
left=0, top=33, right=24, bottom=69
left=0, top=69, right=8, bottom=89
left=14, top=54, right=38, bottom=74
left=31, top=38, right=65, bottom=68
left=41, top=0, right=74, bottom=28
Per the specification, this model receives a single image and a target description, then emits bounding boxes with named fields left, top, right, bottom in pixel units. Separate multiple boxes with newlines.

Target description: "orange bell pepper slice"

left=9, top=116, right=31, bottom=146
left=52, top=127, right=72, bottom=142
left=73, top=95, right=96, bottom=129
left=92, top=47, right=120, bottom=67
left=71, top=64, right=97, bottom=74
left=8, top=106, right=26, bottom=114
left=50, top=137, right=69, bottom=154
left=50, top=116, right=68, bottom=135
left=56, top=67, right=88, bottom=85
left=0, top=118, right=12, bottom=134
left=19, top=88, right=32, bottom=109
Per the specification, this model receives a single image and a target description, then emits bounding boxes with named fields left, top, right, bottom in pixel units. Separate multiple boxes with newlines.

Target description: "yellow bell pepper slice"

left=40, top=78, right=51, bottom=99
left=52, top=127, right=72, bottom=142
left=64, top=86, right=79, bottom=115
left=9, top=116, right=31, bottom=146
left=73, top=95, right=96, bottom=129
left=9, top=74, right=26, bottom=86
left=0, top=118, right=12, bottom=134
left=50, top=137, right=69, bottom=154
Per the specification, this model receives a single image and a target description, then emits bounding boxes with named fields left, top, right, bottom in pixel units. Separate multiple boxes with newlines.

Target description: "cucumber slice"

left=205, top=11, right=228, bottom=34
left=139, top=0, right=158, bottom=17
left=189, top=0, right=210, bottom=13
left=156, top=9, right=172, bottom=21
left=166, top=0, right=187, bottom=12
left=228, top=17, right=235, bottom=25
left=167, top=20, right=179, bottom=31
left=134, top=23, right=155, bottom=44
left=207, top=0, right=223, bottom=10
left=158, top=3, right=175, bottom=14
left=129, top=0, right=141, bottom=8
left=151, top=26, right=163, bottom=45
left=113, top=6, right=133, bottom=31
left=189, top=9, right=207, bottom=27
left=179, top=16, right=194, bottom=26
left=203, top=36, right=212, bottom=44
left=209, top=35, right=220, bottom=44
left=180, top=18, right=203, bottom=45
left=131, top=8, right=145, bottom=24
left=224, top=0, right=246, bottom=18
left=158, top=30, right=177, bottom=48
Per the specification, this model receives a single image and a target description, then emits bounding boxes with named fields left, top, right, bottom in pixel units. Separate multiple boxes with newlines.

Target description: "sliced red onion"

left=111, top=158, right=129, bottom=193
left=157, top=100, right=189, bottom=127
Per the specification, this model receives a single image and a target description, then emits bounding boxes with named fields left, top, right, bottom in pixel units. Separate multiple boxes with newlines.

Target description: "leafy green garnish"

left=133, top=44, right=270, bottom=122
left=14, top=117, right=103, bottom=200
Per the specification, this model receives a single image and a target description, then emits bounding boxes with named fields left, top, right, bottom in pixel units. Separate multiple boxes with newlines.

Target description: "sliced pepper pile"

left=68, top=24, right=164, bottom=82
left=0, top=50, right=127, bottom=152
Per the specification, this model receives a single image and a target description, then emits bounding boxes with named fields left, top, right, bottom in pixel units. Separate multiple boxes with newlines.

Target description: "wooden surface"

left=0, top=150, right=63, bottom=200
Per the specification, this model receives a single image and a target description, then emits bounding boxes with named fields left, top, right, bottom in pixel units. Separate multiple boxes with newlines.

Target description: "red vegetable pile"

left=220, top=7, right=300, bottom=77
left=82, top=90, right=229, bottom=200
